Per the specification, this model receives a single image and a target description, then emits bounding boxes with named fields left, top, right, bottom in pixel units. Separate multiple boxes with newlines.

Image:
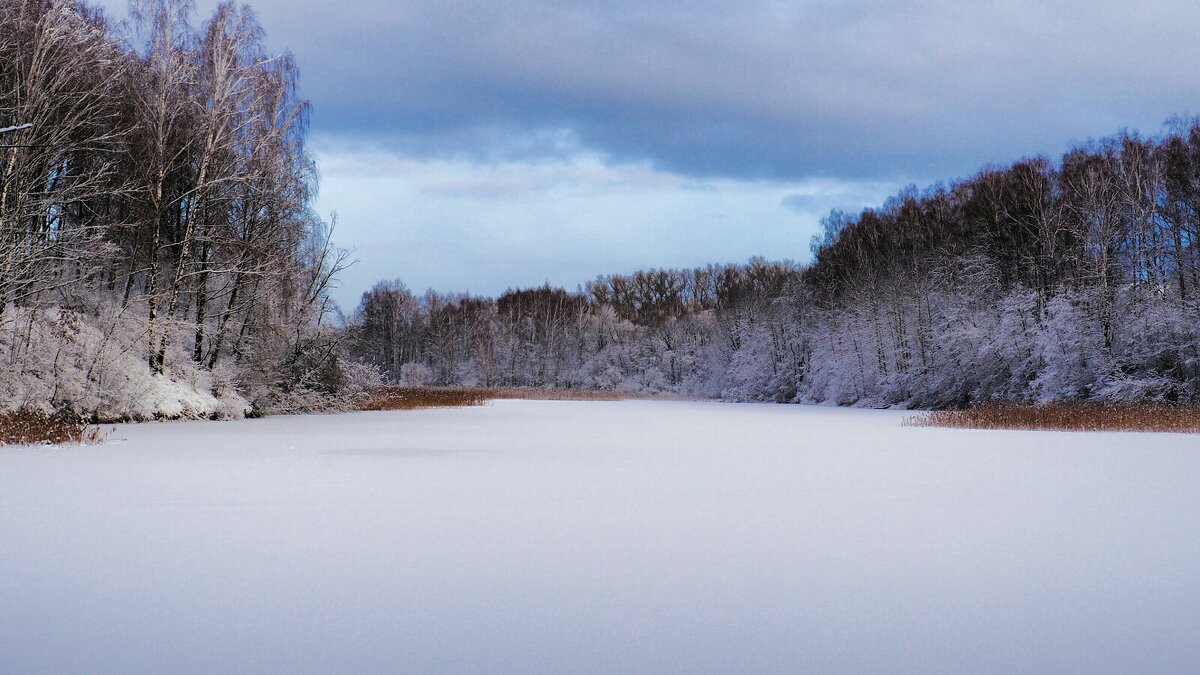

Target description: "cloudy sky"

left=102, top=0, right=1200, bottom=309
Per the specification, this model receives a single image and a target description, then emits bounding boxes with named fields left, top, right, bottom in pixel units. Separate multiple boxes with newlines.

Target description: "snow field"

left=1, top=400, right=1198, bottom=673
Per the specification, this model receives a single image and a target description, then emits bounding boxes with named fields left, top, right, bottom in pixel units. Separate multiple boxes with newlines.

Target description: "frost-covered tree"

left=0, top=0, right=359, bottom=420
left=348, top=121, right=1200, bottom=408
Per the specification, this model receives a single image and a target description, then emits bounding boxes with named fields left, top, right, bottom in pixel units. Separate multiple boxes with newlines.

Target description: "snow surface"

left=2, top=400, right=1199, bottom=674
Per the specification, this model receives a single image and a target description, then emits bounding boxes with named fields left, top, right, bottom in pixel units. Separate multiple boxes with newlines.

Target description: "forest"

left=0, top=0, right=364, bottom=420
left=6, top=0, right=1200, bottom=419
left=348, top=126, right=1200, bottom=408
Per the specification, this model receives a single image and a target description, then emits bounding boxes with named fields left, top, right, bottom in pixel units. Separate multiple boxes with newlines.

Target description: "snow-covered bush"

left=400, top=362, right=433, bottom=386
left=0, top=304, right=249, bottom=421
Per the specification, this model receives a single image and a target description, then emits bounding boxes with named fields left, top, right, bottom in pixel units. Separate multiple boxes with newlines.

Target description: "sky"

left=99, top=0, right=1200, bottom=310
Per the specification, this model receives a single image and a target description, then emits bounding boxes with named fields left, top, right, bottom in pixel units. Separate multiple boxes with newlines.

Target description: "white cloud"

left=312, top=142, right=898, bottom=309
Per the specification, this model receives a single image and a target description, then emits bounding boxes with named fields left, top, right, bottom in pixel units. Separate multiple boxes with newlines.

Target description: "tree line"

left=0, top=0, right=358, bottom=419
left=349, top=123, right=1200, bottom=407
left=347, top=260, right=806, bottom=397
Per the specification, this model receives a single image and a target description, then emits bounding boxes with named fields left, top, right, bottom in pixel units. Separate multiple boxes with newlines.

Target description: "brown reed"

left=909, top=402, right=1200, bottom=433
left=0, top=410, right=108, bottom=446
left=360, top=386, right=667, bottom=411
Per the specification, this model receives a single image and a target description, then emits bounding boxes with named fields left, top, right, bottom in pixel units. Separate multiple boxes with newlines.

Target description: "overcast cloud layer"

left=100, top=0, right=1200, bottom=307
left=227, top=0, right=1200, bottom=178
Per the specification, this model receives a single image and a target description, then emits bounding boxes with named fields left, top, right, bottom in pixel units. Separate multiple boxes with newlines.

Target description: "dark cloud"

left=103, top=0, right=1200, bottom=182
left=780, top=190, right=868, bottom=216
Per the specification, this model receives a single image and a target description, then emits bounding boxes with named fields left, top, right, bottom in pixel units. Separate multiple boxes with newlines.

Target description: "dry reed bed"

left=362, top=386, right=655, bottom=411
left=910, top=403, right=1200, bottom=433
left=0, top=411, right=106, bottom=446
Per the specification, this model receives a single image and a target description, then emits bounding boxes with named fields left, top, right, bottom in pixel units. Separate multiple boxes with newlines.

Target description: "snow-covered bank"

left=0, top=305, right=252, bottom=421
left=2, top=401, right=1198, bottom=673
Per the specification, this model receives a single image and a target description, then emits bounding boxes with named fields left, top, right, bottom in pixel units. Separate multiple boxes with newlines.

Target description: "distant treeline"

left=350, top=123, right=1200, bottom=407
left=0, top=0, right=359, bottom=420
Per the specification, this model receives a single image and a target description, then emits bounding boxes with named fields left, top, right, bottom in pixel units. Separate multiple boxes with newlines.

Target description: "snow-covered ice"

left=2, top=400, right=1199, bottom=673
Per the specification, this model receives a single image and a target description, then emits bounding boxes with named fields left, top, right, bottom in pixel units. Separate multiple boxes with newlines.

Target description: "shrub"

left=399, top=362, right=433, bottom=386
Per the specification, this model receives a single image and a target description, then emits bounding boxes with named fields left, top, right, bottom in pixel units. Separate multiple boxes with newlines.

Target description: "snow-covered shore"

left=2, top=400, right=1198, bottom=673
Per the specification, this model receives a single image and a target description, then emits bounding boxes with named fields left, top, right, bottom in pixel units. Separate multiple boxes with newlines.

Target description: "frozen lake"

left=2, top=400, right=1199, bottom=673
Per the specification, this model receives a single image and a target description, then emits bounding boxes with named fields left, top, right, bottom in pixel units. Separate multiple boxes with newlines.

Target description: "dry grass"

left=361, top=386, right=670, bottom=411
left=0, top=410, right=108, bottom=446
left=480, top=387, right=639, bottom=401
left=362, top=387, right=489, bottom=411
left=909, top=402, right=1200, bottom=433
